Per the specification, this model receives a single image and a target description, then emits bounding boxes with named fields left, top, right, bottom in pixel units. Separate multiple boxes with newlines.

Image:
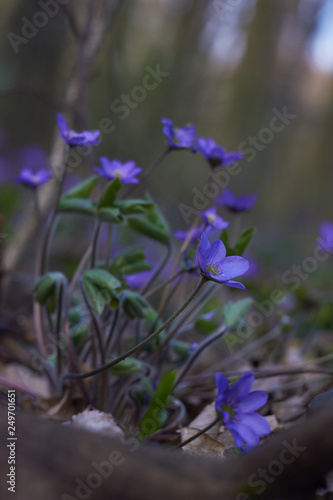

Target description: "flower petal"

left=57, top=113, right=68, bottom=135
left=220, top=256, right=249, bottom=280
left=238, top=413, right=271, bottom=436
left=237, top=391, right=268, bottom=412
left=198, top=232, right=211, bottom=258
left=209, top=239, right=226, bottom=263
left=227, top=422, right=259, bottom=447
left=223, top=280, right=247, bottom=290
left=227, top=372, right=254, bottom=402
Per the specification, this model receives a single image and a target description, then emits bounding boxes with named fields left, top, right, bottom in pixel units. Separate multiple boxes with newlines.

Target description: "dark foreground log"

left=0, top=406, right=332, bottom=500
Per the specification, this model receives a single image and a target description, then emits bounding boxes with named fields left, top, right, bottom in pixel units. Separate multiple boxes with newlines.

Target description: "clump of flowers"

left=9, top=111, right=273, bottom=453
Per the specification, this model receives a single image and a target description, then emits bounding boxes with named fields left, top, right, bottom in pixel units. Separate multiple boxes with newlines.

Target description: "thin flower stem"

left=124, top=148, right=170, bottom=198
left=68, top=245, right=92, bottom=295
left=33, top=149, right=69, bottom=358
left=80, top=280, right=105, bottom=367
left=143, top=269, right=185, bottom=299
left=63, top=276, right=208, bottom=380
left=105, top=308, right=119, bottom=355
left=140, top=244, right=172, bottom=296
left=173, top=416, right=220, bottom=449
left=173, top=326, right=228, bottom=390
left=55, top=280, right=65, bottom=377
left=33, top=187, right=46, bottom=358
left=150, top=281, right=215, bottom=363
left=40, top=156, right=68, bottom=275
left=105, top=224, right=113, bottom=269
left=90, top=220, right=102, bottom=268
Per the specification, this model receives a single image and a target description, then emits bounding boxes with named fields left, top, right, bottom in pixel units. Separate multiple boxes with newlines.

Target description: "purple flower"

left=94, top=157, right=142, bottom=184
left=318, top=221, right=333, bottom=254
left=200, top=207, right=229, bottom=230
left=161, top=118, right=196, bottom=150
left=197, top=137, right=243, bottom=168
left=174, top=225, right=206, bottom=245
left=215, top=371, right=270, bottom=449
left=14, top=168, right=52, bottom=188
left=57, top=113, right=101, bottom=146
left=125, top=269, right=154, bottom=290
left=197, top=232, right=249, bottom=289
left=216, top=189, right=258, bottom=213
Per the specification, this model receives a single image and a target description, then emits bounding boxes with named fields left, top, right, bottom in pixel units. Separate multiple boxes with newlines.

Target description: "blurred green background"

left=0, top=0, right=332, bottom=280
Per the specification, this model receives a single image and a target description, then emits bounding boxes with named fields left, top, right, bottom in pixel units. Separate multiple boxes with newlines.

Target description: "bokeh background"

left=0, top=0, right=333, bottom=290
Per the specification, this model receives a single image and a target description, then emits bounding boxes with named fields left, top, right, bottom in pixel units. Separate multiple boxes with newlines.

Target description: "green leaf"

left=195, top=316, right=217, bottom=335
left=121, top=261, right=152, bottom=275
left=34, top=272, right=66, bottom=306
left=97, top=207, right=124, bottom=223
left=222, top=298, right=253, bottom=328
left=110, top=358, right=142, bottom=375
left=82, top=277, right=106, bottom=315
left=62, top=175, right=99, bottom=199
left=111, top=246, right=151, bottom=275
left=58, top=198, right=96, bottom=216
left=233, top=228, right=255, bottom=256
left=83, top=269, right=122, bottom=291
left=128, top=197, right=170, bottom=245
left=139, top=370, right=177, bottom=440
left=120, top=290, right=149, bottom=319
left=70, top=323, right=89, bottom=346
left=114, top=199, right=154, bottom=215
left=98, top=179, right=122, bottom=209
left=128, top=216, right=169, bottom=245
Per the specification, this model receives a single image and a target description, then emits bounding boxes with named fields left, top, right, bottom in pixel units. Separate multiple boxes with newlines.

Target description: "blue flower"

left=174, top=225, right=207, bottom=245
left=318, top=221, right=333, bottom=253
left=197, top=232, right=249, bottom=289
left=197, top=137, right=243, bottom=168
left=216, top=189, right=258, bottom=213
left=215, top=371, right=270, bottom=449
left=161, top=118, right=196, bottom=150
left=57, top=114, right=101, bottom=146
left=14, top=168, right=52, bottom=188
left=94, top=157, right=142, bottom=184
left=200, top=207, right=229, bottom=230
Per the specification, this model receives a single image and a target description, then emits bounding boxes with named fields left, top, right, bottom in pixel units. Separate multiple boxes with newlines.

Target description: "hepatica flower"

left=57, top=113, right=101, bottom=146
left=161, top=118, right=196, bottom=150
left=94, top=157, right=142, bottom=184
left=318, top=221, right=333, bottom=253
left=174, top=224, right=206, bottom=245
left=14, top=168, right=52, bottom=188
left=215, top=371, right=270, bottom=449
left=197, top=137, right=243, bottom=168
left=200, top=207, right=229, bottom=230
left=197, top=232, right=249, bottom=289
left=216, top=189, right=258, bottom=213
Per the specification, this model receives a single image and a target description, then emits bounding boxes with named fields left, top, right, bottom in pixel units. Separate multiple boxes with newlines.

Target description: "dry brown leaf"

left=180, top=427, right=226, bottom=458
